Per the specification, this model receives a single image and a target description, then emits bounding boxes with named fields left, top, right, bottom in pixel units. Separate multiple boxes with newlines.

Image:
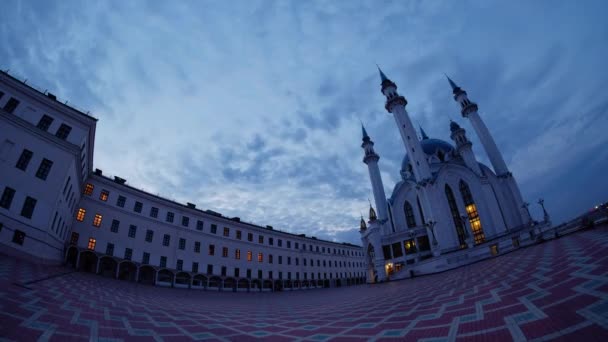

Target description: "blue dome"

left=401, top=138, right=455, bottom=172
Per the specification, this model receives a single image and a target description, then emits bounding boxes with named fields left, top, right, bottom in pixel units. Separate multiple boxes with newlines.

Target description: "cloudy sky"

left=2, top=0, right=607, bottom=244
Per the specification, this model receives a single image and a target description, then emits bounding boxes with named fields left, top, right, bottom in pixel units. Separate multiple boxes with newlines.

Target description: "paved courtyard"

left=1, top=227, right=607, bottom=341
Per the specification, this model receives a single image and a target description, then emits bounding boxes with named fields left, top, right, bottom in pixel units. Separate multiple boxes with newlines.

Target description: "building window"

left=76, top=208, right=86, bottom=221
left=150, top=207, right=159, bottom=218
left=179, top=238, right=186, bottom=250
left=210, top=224, right=217, bottom=234
left=287, top=257, right=291, bottom=265
left=87, top=237, right=96, bottom=250
left=404, top=239, right=417, bottom=255
left=247, top=233, right=253, bottom=241
left=3, top=97, right=20, bottom=113
left=145, top=229, right=154, bottom=242
left=35, top=158, right=53, bottom=180
left=445, top=185, right=467, bottom=248
left=176, top=259, right=183, bottom=271
left=133, top=201, right=143, bottom=213
left=222, top=247, right=228, bottom=257
left=257, top=270, right=262, bottom=279
left=223, top=227, right=229, bottom=237
left=160, top=256, right=167, bottom=268
left=207, top=264, right=213, bottom=275
left=182, top=216, right=189, bottom=227
left=234, top=268, right=240, bottom=277
left=99, top=190, right=109, bottom=201
left=91, top=213, right=102, bottom=227
left=15, top=149, right=33, bottom=171
left=12, top=230, right=26, bottom=245
left=460, top=180, right=486, bottom=245
left=269, top=254, right=273, bottom=264
left=110, top=219, right=120, bottom=233
left=106, top=243, right=114, bottom=256
left=20, top=196, right=37, bottom=219
left=221, top=266, right=227, bottom=277
left=194, top=241, right=201, bottom=253
left=278, top=239, right=282, bottom=247
left=404, top=201, right=417, bottom=228
left=36, top=115, right=54, bottom=131
left=287, top=241, right=291, bottom=248
left=392, top=242, right=404, bottom=258
left=0, top=186, right=16, bottom=209
left=259, top=235, right=264, bottom=244
left=247, top=269, right=252, bottom=279
left=55, top=124, right=72, bottom=140
left=192, top=262, right=199, bottom=273
left=142, top=252, right=150, bottom=264
left=128, top=225, right=137, bottom=238
left=235, top=249, right=241, bottom=259
left=163, top=234, right=171, bottom=246
left=196, top=220, right=204, bottom=231
left=269, top=237, right=274, bottom=246
left=70, top=232, right=79, bottom=244
left=247, top=251, right=252, bottom=261
left=295, top=242, right=299, bottom=249
left=208, top=244, right=215, bottom=256
left=166, top=212, right=174, bottom=223
left=258, top=253, right=263, bottom=263
left=116, top=195, right=126, bottom=207
left=278, top=256, right=283, bottom=264
left=236, top=230, right=242, bottom=239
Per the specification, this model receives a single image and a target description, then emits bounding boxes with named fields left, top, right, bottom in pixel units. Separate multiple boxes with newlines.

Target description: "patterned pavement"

left=1, top=227, right=607, bottom=341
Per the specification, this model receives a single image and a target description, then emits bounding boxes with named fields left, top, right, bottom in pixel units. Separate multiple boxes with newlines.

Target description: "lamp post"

left=538, top=198, right=549, bottom=220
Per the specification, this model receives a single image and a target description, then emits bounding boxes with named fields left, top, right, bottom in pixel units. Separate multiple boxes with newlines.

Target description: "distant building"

left=0, top=71, right=365, bottom=291
left=360, top=68, right=550, bottom=282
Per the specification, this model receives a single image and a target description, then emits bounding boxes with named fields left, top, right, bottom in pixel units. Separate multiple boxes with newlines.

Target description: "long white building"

left=0, top=71, right=365, bottom=291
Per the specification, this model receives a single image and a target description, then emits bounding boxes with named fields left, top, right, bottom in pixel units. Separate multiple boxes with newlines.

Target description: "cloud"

left=2, top=0, right=607, bottom=243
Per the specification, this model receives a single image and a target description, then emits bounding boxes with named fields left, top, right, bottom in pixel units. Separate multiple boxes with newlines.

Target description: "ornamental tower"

left=449, top=120, right=482, bottom=175
left=378, top=67, right=432, bottom=183
left=361, top=124, right=389, bottom=227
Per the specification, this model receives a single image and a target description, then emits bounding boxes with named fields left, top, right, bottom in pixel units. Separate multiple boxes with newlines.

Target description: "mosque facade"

left=360, top=69, right=551, bottom=282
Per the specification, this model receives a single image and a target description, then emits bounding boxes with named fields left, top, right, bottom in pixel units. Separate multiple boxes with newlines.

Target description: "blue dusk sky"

left=2, top=1, right=607, bottom=244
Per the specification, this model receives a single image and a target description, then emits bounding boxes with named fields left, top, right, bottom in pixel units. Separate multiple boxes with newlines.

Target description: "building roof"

left=401, top=138, right=455, bottom=172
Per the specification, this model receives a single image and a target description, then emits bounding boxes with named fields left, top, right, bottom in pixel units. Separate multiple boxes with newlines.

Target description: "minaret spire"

left=361, top=123, right=370, bottom=141
left=361, top=129, right=389, bottom=229
left=377, top=67, right=432, bottom=183
left=377, top=64, right=389, bottom=82
left=419, top=125, right=429, bottom=140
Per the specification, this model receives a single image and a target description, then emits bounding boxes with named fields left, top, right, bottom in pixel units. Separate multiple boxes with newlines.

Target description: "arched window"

left=404, top=201, right=416, bottom=228
left=416, top=196, right=426, bottom=226
left=459, top=180, right=485, bottom=244
left=445, top=185, right=467, bottom=248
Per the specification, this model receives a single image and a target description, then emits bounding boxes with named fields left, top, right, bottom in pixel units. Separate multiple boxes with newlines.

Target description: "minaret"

left=447, top=75, right=530, bottom=224
left=446, top=75, right=509, bottom=175
left=378, top=67, right=432, bottom=183
left=449, top=120, right=482, bottom=175
left=361, top=125, right=389, bottom=225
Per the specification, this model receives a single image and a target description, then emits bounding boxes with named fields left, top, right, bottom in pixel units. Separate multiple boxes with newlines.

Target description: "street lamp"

left=538, top=198, right=549, bottom=219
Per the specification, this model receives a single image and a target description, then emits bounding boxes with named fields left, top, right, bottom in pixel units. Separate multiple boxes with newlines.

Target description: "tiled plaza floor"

left=1, top=228, right=608, bottom=341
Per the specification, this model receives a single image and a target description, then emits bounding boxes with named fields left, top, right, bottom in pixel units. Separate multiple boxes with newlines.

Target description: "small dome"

left=401, top=138, right=455, bottom=173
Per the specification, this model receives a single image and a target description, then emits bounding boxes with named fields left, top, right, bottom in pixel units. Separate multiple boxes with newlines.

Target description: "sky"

left=2, top=0, right=608, bottom=245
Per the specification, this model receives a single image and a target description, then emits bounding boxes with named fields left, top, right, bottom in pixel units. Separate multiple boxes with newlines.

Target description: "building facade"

left=0, top=71, right=365, bottom=291
left=361, top=69, right=549, bottom=282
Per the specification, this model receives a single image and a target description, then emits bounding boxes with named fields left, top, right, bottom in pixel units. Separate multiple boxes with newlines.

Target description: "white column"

left=467, top=111, right=509, bottom=176
left=367, top=161, right=388, bottom=223
left=392, top=106, right=432, bottom=181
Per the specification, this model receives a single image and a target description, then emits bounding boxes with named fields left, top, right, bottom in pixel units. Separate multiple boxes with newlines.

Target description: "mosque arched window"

left=404, top=201, right=416, bottom=228
left=459, top=180, right=486, bottom=244
left=445, top=185, right=467, bottom=248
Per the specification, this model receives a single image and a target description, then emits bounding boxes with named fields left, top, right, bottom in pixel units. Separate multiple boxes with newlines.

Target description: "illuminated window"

left=258, top=253, right=263, bottom=262
left=84, top=183, right=94, bottom=195
left=490, top=244, right=499, bottom=256
left=235, top=249, right=241, bottom=259
left=403, top=239, right=417, bottom=255
left=460, top=180, right=485, bottom=244
left=99, top=190, right=109, bottom=201
left=223, top=227, right=229, bottom=237
left=93, top=213, right=102, bottom=227
left=76, top=208, right=86, bottom=221
left=247, top=251, right=252, bottom=261
left=222, top=247, right=228, bottom=257
left=87, top=237, right=96, bottom=250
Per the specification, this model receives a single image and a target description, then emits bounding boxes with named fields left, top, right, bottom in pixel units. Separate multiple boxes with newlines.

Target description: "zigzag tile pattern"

left=1, top=227, right=607, bottom=341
